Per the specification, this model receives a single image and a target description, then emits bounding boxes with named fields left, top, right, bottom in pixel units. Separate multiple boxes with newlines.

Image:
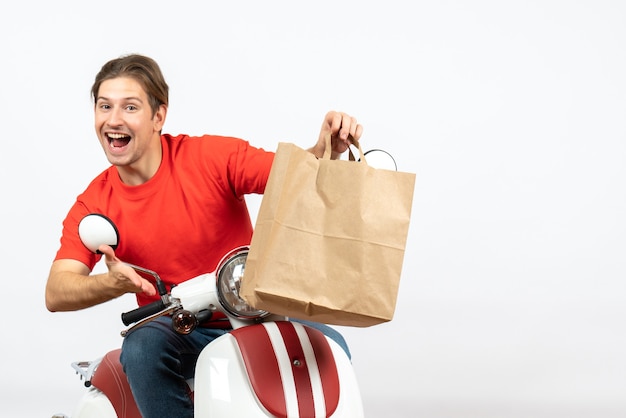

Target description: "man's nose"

left=106, top=107, right=124, bottom=126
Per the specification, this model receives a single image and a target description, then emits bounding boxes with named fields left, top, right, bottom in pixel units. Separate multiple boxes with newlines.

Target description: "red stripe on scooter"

left=231, top=324, right=287, bottom=417
left=276, top=322, right=316, bottom=415
left=233, top=322, right=341, bottom=417
left=304, top=325, right=340, bottom=416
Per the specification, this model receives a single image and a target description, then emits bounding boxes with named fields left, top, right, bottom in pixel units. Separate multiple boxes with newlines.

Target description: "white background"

left=1, top=1, right=625, bottom=417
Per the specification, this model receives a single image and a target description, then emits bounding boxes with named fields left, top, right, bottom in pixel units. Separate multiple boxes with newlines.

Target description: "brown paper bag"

left=241, top=135, right=415, bottom=327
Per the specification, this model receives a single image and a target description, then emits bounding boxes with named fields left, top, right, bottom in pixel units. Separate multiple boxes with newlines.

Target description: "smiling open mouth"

left=107, top=133, right=131, bottom=147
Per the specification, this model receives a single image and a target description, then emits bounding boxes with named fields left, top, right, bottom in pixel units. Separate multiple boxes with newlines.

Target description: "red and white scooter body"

left=67, top=271, right=364, bottom=417
left=69, top=321, right=363, bottom=417
left=195, top=321, right=364, bottom=417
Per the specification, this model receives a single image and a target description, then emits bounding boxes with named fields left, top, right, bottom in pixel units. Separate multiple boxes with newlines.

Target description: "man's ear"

left=153, top=104, right=168, bottom=132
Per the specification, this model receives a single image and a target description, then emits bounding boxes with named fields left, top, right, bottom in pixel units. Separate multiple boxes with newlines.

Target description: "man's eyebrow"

left=96, top=96, right=144, bottom=102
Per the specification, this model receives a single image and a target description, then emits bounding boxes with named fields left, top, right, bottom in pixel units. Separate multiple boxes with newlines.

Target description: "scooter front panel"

left=194, top=321, right=364, bottom=417
left=194, top=332, right=274, bottom=416
left=232, top=321, right=340, bottom=417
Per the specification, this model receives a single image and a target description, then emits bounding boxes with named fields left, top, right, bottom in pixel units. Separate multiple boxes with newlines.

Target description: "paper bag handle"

left=322, top=132, right=367, bottom=164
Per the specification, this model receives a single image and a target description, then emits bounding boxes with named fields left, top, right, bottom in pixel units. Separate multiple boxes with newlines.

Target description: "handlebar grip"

left=121, top=300, right=166, bottom=326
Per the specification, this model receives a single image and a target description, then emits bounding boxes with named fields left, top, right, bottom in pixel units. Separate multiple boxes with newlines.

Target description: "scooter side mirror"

left=362, top=149, right=398, bottom=171
left=78, top=213, right=120, bottom=254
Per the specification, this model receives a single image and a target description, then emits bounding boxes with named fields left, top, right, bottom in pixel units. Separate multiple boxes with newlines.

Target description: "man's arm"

left=45, top=245, right=156, bottom=312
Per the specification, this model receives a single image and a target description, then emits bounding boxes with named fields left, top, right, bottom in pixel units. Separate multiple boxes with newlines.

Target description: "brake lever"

left=120, top=305, right=179, bottom=337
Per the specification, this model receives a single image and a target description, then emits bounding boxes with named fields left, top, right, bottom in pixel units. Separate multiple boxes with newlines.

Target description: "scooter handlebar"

left=121, top=300, right=167, bottom=326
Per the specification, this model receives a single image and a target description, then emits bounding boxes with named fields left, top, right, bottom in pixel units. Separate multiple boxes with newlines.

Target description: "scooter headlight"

left=216, top=247, right=269, bottom=319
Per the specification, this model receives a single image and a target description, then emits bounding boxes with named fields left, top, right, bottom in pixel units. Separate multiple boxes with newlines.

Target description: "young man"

left=45, top=54, right=363, bottom=417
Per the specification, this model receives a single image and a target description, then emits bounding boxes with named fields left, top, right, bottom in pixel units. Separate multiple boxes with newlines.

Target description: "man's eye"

left=126, top=105, right=137, bottom=111
left=99, top=104, right=111, bottom=110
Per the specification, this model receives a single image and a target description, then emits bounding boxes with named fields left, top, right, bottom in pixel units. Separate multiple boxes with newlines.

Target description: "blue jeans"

left=119, top=316, right=350, bottom=418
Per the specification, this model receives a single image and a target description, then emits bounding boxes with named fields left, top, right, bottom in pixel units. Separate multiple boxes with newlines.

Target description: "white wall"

left=1, top=1, right=625, bottom=417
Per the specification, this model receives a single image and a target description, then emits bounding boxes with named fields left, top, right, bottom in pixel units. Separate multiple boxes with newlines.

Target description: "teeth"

left=108, top=133, right=130, bottom=139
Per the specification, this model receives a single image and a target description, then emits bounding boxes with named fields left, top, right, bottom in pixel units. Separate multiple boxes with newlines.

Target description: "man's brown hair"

left=91, top=54, right=169, bottom=116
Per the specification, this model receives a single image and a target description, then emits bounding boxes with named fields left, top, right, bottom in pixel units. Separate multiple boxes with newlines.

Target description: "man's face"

left=94, top=77, right=165, bottom=172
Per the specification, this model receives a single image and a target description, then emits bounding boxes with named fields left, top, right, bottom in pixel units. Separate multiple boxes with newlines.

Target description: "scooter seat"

left=91, top=349, right=143, bottom=418
left=90, top=349, right=196, bottom=418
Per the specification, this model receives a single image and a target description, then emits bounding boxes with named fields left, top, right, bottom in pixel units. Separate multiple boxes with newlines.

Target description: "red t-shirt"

left=54, top=133, right=274, bottom=313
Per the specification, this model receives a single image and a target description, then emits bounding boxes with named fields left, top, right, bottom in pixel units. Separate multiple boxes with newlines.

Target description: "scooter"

left=55, top=148, right=397, bottom=418
left=57, top=213, right=365, bottom=418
